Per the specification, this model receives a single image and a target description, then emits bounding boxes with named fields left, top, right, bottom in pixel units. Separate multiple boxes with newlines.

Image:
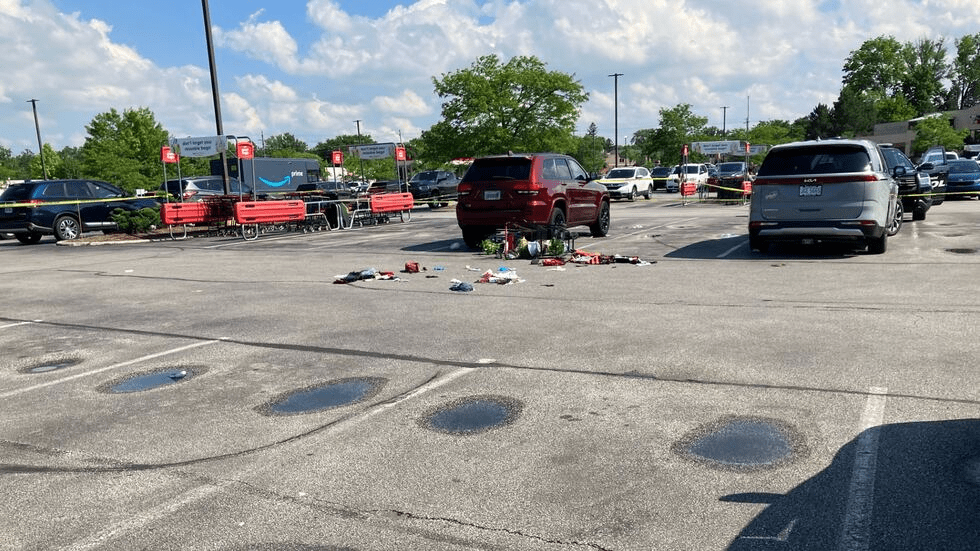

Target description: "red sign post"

left=160, top=146, right=179, bottom=164
left=332, top=150, right=344, bottom=165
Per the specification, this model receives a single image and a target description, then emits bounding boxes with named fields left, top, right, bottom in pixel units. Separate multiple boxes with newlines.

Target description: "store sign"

left=172, top=136, right=226, bottom=158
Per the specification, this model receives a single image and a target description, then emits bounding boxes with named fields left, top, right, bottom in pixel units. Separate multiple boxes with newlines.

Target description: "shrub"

left=111, top=207, right=161, bottom=234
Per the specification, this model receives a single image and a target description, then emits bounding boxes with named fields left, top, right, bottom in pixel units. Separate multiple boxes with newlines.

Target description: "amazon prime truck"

left=211, top=157, right=321, bottom=196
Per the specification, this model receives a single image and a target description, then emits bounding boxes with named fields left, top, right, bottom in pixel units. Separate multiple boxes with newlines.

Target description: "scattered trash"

left=170, top=370, right=187, bottom=380
left=434, top=265, right=446, bottom=271
left=404, top=261, right=421, bottom=273
left=334, top=268, right=399, bottom=284
left=450, top=279, right=474, bottom=292
left=498, top=266, right=514, bottom=272
left=567, top=249, right=654, bottom=266
left=477, top=269, right=524, bottom=285
left=541, top=258, right=565, bottom=266
left=465, top=265, right=482, bottom=272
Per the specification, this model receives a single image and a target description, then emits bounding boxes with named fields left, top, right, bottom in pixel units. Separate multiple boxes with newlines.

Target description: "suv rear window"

left=462, top=158, right=532, bottom=182
left=0, top=184, right=32, bottom=202
left=758, top=145, right=871, bottom=176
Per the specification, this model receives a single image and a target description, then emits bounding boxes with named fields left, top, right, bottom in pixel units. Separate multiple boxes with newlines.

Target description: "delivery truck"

left=211, top=157, right=322, bottom=195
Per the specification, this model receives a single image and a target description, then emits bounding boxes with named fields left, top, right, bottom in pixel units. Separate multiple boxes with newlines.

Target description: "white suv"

left=666, top=163, right=709, bottom=192
left=748, top=139, right=902, bottom=254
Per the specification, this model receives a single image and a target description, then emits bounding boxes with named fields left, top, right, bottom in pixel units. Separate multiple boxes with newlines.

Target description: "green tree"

left=832, top=86, right=879, bottom=136
left=900, top=38, right=948, bottom=114
left=0, top=145, right=16, bottom=181
left=57, top=146, right=84, bottom=179
left=949, top=33, right=980, bottom=109
left=842, top=35, right=905, bottom=96
left=636, top=104, right=708, bottom=166
left=911, top=114, right=969, bottom=156
left=748, top=120, right=804, bottom=148
left=573, top=122, right=607, bottom=173
left=263, top=132, right=308, bottom=157
left=424, top=54, right=588, bottom=160
left=30, top=143, right=63, bottom=179
left=80, top=107, right=169, bottom=193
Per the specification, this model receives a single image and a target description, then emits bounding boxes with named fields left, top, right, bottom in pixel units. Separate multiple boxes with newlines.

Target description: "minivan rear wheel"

left=886, top=198, right=903, bottom=237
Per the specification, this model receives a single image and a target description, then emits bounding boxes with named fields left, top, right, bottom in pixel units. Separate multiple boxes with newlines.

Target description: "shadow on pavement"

left=726, top=419, right=980, bottom=550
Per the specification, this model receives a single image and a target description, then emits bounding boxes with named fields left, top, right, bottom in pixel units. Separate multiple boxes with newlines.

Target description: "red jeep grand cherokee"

left=455, top=153, right=610, bottom=249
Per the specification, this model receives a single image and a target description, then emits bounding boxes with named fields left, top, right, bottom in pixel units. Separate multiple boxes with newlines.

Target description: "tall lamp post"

left=354, top=119, right=366, bottom=184
left=609, top=73, right=623, bottom=168
left=201, top=0, right=231, bottom=194
left=27, top=99, right=48, bottom=179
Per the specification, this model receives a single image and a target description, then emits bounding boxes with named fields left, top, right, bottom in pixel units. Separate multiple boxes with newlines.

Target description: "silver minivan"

left=748, top=139, right=902, bottom=254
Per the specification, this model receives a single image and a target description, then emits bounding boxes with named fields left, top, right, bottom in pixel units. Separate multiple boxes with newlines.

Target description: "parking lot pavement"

left=1, top=197, right=978, bottom=549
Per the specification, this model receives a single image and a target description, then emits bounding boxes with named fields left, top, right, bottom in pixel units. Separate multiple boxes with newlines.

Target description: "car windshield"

left=949, top=160, right=980, bottom=173
left=606, top=169, right=635, bottom=178
left=718, top=163, right=744, bottom=172
left=683, top=166, right=700, bottom=174
left=757, top=145, right=872, bottom=176
left=651, top=167, right=671, bottom=176
left=462, top=158, right=532, bottom=182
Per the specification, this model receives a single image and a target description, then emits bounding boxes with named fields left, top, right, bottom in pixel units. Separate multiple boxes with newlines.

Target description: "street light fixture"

left=27, top=99, right=48, bottom=179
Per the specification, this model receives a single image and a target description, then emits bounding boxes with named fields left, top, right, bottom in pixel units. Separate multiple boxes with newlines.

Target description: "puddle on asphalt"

left=101, top=368, right=200, bottom=393
left=674, top=416, right=805, bottom=471
left=259, top=377, right=386, bottom=416
left=420, top=395, right=523, bottom=435
left=21, top=357, right=82, bottom=374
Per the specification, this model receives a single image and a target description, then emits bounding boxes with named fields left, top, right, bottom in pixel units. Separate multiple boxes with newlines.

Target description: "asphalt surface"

left=1, top=194, right=978, bottom=550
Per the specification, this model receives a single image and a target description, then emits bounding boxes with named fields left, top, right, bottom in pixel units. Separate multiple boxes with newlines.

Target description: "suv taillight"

left=512, top=181, right=542, bottom=195
left=183, top=191, right=198, bottom=200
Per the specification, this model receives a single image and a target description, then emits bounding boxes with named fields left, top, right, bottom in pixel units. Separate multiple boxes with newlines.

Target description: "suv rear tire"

left=16, top=232, right=42, bottom=245
left=54, top=215, right=81, bottom=241
left=461, top=226, right=493, bottom=250
left=548, top=208, right=566, bottom=238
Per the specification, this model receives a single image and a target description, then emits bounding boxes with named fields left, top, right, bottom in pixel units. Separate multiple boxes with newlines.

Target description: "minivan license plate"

left=483, top=190, right=501, bottom=200
left=799, top=185, right=822, bottom=197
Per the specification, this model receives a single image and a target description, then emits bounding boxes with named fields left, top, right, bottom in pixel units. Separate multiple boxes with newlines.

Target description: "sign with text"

left=395, top=146, right=407, bottom=161
left=172, top=136, right=226, bottom=158
left=332, top=150, right=344, bottom=165
left=349, top=143, right=395, bottom=160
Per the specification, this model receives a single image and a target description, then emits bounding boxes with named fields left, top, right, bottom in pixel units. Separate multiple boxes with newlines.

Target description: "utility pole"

left=27, top=99, right=48, bottom=179
left=609, top=73, right=623, bottom=168
left=721, top=106, right=729, bottom=139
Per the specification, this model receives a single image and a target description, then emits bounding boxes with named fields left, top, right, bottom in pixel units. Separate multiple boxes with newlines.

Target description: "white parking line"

left=717, top=240, right=745, bottom=259
left=839, top=386, right=887, bottom=551
left=0, top=341, right=219, bottom=399
left=0, top=321, right=33, bottom=330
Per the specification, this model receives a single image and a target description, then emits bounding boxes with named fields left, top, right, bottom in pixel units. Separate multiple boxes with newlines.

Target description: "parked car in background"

left=0, top=179, right=159, bottom=244
left=749, top=139, right=901, bottom=254
left=456, top=153, right=610, bottom=249
left=598, top=166, right=654, bottom=201
left=159, top=176, right=250, bottom=202
left=945, top=159, right=980, bottom=199
left=667, top=163, right=710, bottom=193
left=293, top=181, right=353, bottom=201
left=917, top=145, right=950, bottom=205
left=408, top=170, right=459, bottom=208
left=880, top=145, right=932, bottom=220
left=650, top=166, right=672, bottom=190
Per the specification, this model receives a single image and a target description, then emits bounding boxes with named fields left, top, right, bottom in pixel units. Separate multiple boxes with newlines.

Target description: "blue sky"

left=3, top=0, right=979, bottom=156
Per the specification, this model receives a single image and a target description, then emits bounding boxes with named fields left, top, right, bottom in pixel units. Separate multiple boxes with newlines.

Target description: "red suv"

left=455, top=153, right=610, bottom=248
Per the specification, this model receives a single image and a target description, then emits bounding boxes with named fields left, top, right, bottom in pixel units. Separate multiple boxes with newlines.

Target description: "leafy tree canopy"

left=263, top=132, right=309, bottom=157
left=911, top=115, right=969, bottom=155
left=422, top=54, right=588, bottom=161
left=80, top=107, right=169, bottom=193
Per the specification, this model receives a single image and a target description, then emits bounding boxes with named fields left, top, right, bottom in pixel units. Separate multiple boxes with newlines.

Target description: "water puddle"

left=260, top=377, right=386, bottom=416
left=102, top=368, right=198, bottom=393
left=22, top=357, right=82, bottom=374
left=674, top=416, right=804, bottom=471
left=421, top=395, right=522, bottom=435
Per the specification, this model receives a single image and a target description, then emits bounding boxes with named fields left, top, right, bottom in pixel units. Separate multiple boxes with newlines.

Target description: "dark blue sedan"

left=946, top=159, right=980, bottom=199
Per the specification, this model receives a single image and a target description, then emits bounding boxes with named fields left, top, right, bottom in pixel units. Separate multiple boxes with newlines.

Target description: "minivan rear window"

left=758, top=145, right=871, bottom=176
left=462, top=158, right=532, bottom=182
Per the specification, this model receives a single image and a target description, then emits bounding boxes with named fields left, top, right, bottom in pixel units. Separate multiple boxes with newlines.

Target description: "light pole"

left=721, top=106, right=729, bottom=139
left=609, top=73, right=623, bottom=167
left=27, top=99, right=48, bottom=179
left=354, top=119, right=366, bottom=184
left=201, top=0, right=231, bottom=194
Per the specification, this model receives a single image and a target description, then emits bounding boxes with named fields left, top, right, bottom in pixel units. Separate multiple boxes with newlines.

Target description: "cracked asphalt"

left=1, top=195, right=978, bottom=550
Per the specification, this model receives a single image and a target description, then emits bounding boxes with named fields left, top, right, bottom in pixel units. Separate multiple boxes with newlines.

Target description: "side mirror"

left=893, top=166, right=907, bottom=177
